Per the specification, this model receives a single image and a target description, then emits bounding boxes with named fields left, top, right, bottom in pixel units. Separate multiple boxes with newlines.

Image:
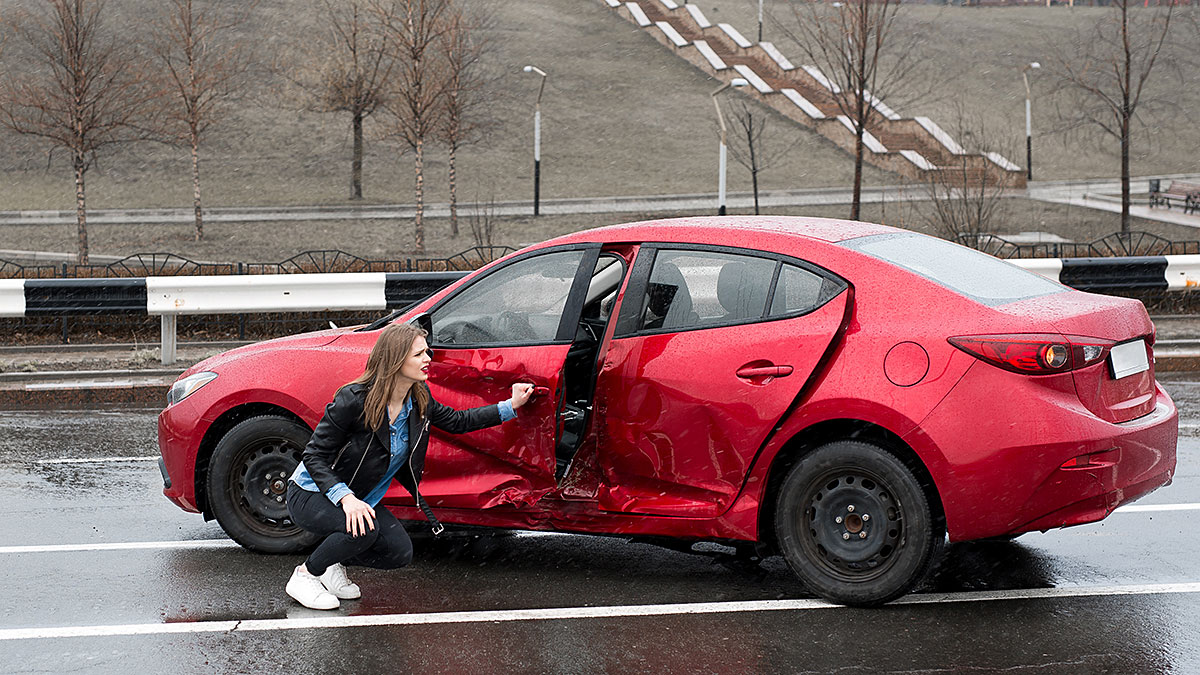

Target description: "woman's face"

left=398, top=336, right=432, bottom=384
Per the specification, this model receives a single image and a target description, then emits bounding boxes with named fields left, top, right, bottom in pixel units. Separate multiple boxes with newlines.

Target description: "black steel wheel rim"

left=797, top=467, right=905, bottom=583
left=227, top=437, right=304, bottom=538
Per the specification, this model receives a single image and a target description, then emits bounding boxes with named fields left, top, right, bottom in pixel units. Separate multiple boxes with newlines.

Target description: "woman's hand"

left=339, top=494, right=376, bottom=537
left=510, top=382, right=535, bottom=410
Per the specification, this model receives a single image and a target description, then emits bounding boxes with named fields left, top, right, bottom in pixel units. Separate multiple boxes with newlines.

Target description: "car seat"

left=716, top=261, right=771, bottom=322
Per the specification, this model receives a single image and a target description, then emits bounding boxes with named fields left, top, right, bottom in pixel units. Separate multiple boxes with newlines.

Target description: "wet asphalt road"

left=1, top=379, right=1199, bottom=673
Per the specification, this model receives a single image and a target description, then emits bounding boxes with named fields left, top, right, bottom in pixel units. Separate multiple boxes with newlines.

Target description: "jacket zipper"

left=347, top=434, right=373, bottom=486
left=407, top=419, right=431, bottom=500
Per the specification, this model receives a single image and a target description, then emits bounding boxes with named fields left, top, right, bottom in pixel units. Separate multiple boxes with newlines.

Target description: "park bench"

left=1149, top=180, right=1200, bottom=214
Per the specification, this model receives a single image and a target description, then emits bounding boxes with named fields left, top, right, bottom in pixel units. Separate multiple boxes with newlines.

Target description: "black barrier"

left=1058, top=257, right=1171, bottom=292
left=24, top=278, right=149, bottom=315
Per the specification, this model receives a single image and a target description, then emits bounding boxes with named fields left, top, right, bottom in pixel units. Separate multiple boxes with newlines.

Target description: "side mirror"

left=407, top=312, right=434, bottom=337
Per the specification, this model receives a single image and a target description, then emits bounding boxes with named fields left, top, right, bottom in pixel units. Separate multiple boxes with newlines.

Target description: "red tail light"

left=948, top=333, right=1114, bottom=375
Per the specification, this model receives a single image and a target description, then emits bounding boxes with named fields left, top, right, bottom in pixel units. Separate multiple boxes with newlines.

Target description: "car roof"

left=545, top=215, right=899, bottom=248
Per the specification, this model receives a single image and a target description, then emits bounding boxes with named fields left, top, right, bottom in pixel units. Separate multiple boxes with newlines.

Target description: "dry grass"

left=2, top=197, right=1193, bottom=262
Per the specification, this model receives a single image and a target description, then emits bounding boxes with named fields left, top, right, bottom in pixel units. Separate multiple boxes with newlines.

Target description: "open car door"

left=399, top=244, right=603, bottom=510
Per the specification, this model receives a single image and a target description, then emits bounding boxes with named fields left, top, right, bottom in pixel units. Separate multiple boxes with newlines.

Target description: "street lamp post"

left=757, top=0, right=764, bottom=42
left=523, top=65, right=548, bottom=216
left=1022, top=61, right=1040, bottom=182
left=711, top=78, right=749, bottom=216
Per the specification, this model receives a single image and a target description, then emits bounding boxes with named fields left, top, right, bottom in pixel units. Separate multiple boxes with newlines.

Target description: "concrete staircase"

left=604, top=0, right=1024, bottom=189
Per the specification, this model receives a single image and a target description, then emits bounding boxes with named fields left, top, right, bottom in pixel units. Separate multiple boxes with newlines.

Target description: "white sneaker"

left=286, top=565, right=339, bottom=610
left=320, top=562, right=362, bottom=600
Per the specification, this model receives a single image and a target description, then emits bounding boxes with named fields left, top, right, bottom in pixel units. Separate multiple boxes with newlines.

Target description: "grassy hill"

left=0, top=0, right=1196, bottom=260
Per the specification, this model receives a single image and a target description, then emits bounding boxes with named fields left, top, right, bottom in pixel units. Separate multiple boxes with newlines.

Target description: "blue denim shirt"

left=291, top=398, right=516, bottom=506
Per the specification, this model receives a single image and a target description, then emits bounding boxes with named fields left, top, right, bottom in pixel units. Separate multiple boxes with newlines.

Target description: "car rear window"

left=841, top=233, right=1065, bottom=306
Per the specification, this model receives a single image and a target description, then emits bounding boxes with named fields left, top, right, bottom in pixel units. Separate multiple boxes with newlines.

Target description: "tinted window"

left=639, top=250, right=776, bottom=331
left=841, top=233, right=1064, bottom=306
left=769, top=264, right=827, bottom=316
left=431, top=250, right=584, bottom=345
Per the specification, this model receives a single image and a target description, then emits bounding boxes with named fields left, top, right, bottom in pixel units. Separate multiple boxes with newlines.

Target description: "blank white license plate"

left=1109, top=339, right=1150, bottom=380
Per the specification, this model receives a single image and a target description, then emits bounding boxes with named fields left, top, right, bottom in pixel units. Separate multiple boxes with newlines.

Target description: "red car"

left=157, top=216, right=1177, bottom=606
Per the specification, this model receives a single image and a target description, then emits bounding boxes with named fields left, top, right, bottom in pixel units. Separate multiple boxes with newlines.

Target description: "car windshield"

left=841, top=232, right=1066, bottom=306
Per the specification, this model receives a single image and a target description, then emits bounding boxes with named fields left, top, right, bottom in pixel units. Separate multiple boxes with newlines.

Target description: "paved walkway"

left=1026, top=174, right=1200, bottom=230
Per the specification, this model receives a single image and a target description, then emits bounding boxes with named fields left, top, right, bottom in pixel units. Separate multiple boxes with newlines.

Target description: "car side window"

left=639, top=250, right=777, bottom=331
left=769, top=264, right=828, bottom=316
left=431, top=250, right=585, bottom=345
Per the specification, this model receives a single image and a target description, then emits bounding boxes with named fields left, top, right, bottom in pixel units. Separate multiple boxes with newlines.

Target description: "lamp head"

left=1030, top=62, right=1041, bottom=69
left=731, top=78, right=749, bottom=87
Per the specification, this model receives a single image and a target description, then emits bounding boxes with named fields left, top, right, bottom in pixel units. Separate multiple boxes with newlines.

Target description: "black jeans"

left=286, top=482, right=413, bottom=577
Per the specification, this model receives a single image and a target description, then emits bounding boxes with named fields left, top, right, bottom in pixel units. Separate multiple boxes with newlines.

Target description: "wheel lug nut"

left=262, top=489, right=269, bottom=495
left=835, top=516, right=843, bottom=524
left=265, top=474, right=272, bottom=480
left=862, top=514, right=870, bottom=521
left=859, top=532, right=867, bottom=539
left=847, top=505, right=855, bottom=513
left=276, top=496, right=283, bottom=503
left=842, top=532, right=850, bottom=540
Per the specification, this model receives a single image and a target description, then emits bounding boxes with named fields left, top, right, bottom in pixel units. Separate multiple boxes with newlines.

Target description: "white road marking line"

left=0, top=540, right=240, bottom=554
left=1115, top=503, right=1200, bottom=513
left=3, top=582, right=1200, bottom=641
left=34, top=456, right=158, bottom=465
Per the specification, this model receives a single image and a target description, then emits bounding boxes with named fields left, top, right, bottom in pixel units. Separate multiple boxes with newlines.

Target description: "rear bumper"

left=912, top=370, right=1178, bottom=542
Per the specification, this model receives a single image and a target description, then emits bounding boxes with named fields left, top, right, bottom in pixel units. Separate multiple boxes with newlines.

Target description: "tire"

left=774, top=440, right=943, bottom=607
left=206, top=415, right=322, bottom=554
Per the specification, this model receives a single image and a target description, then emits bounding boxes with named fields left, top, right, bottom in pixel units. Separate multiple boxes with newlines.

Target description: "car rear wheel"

left=207, top=415, right=321, bottom=554
left=775, top=440, right=942, bottom=607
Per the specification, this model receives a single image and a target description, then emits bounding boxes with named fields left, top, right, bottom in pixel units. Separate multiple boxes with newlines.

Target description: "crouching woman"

left=284, top=322, right=534, bottom=610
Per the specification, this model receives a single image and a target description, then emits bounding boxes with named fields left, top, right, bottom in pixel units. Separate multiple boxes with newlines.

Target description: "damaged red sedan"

left=157, top=216, right=1177, bottom=606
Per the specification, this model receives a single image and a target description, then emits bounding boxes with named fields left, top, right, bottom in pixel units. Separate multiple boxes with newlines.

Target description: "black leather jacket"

left=302, top=382, right=504, bottom=503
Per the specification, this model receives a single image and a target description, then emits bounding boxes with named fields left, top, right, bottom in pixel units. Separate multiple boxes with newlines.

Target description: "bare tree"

left=284, top=1, right=396, bottom=200
left=437, top=1, right=494, bottom=237
left=0, top=0, right=157, bottom=263
left=467, top=188, right=497, bottom=247
left=775, top=0, right=924, bottom=220
left=373, top=0, right=451, bottom=254
left=1052, top=0, right=1177, bottom=233
left=921, top=109, right=1017, bottom=245
left=150, top=0, right=253, bottom=241
left=725, top=101, right=798, bottom=215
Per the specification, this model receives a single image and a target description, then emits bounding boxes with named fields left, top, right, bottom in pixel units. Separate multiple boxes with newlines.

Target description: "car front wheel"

left=207, top=415, right=321, bottom=554
left=775, top=440, right=942, bottom=607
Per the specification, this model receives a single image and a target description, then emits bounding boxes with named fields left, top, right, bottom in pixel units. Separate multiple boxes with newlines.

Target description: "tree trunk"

left=414, top=137, right=425, bottom=254
left=448, top=144, right=458, bottom=237
left=74, top=154, right=89, bottom=265
left=1120, top=116, right=1131, bottom=234
left=852, top=128, right=864, bottom=221
left=352, top=111, right=364, bottom=200
left=192, top=130, right=204, bottom=241
left=752, top=169, right=760, bottom=215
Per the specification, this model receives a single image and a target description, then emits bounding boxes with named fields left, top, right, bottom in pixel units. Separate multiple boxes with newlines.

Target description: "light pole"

left=1022, top=61, right=1040, bottom=182
left=523, top=65, right=547, bottom=216
left=712, top=78, right=748, bottom=216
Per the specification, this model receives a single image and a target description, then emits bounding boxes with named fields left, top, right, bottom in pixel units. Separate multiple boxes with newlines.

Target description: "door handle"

left=531, top=386, right=551, bottom=397
left=736, top=365, right=794, bottom=379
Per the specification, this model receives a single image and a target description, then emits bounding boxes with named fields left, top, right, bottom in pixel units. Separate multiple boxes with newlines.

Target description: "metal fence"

left=0, top=246, right=514, bottom=279
left=957, top=231, right=1200, bottom=260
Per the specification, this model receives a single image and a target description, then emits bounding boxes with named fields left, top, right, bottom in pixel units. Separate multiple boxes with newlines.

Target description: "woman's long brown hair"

left=350, top=323, right=430, bottom=430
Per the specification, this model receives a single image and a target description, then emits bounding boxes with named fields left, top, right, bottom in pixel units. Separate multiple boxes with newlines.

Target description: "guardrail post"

left=161, top=314, right=177, bottom=365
